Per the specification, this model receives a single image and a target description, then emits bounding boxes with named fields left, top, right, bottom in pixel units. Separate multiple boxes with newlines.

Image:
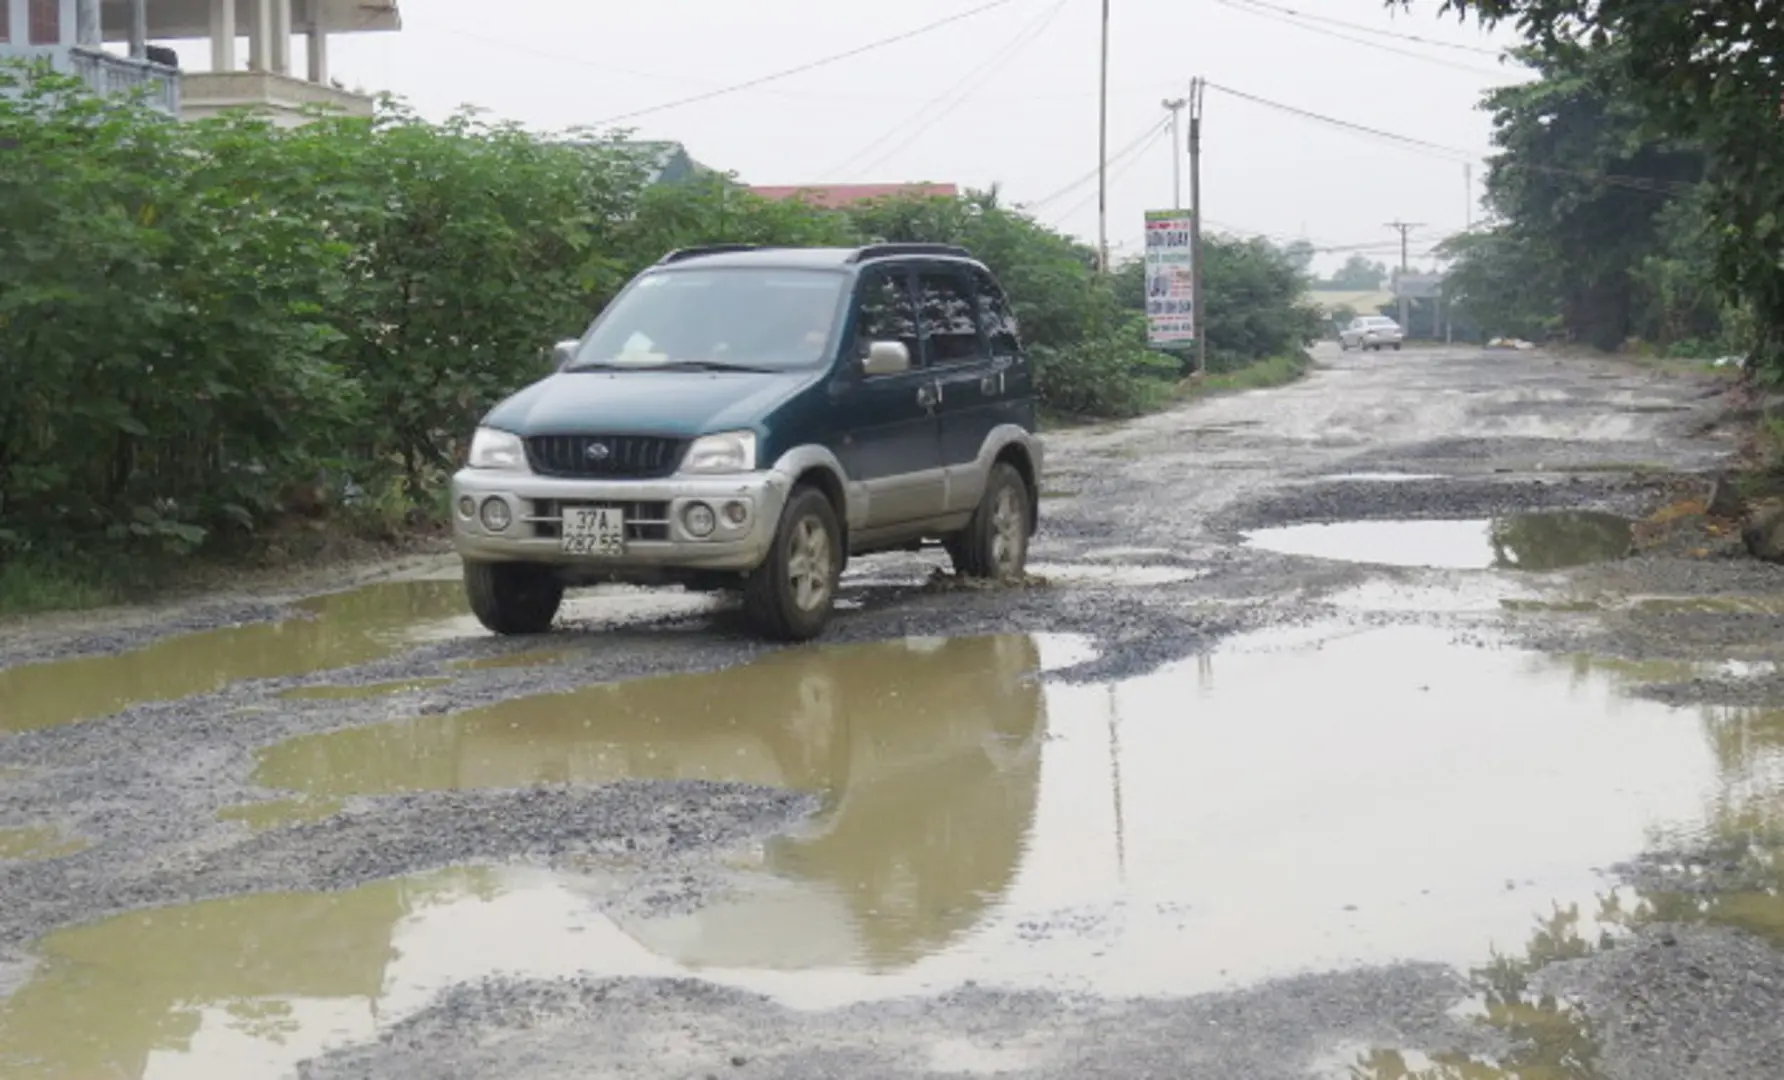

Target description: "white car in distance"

left=1338, top=315, right=1404, bottom=352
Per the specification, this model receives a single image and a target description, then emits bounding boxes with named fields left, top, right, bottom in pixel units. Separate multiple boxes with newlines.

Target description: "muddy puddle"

left=1245, top=510, right=1633, bottom=571
left=0, top=581, right=470, bottom=733
left=12, top=622, right=1783, bottom=1076
left=0, top=581, right=706, bottom=732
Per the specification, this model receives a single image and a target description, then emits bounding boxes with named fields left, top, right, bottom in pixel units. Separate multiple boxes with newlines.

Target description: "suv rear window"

left=916, top=270, right=985, bottom=366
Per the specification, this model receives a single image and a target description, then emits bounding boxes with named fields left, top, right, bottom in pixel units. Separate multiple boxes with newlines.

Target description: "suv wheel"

left=948, top=462, right=1032, bottom=580
left=743, top=486, right=841, bottom=642
left=465, top=561, right=564, bottom=635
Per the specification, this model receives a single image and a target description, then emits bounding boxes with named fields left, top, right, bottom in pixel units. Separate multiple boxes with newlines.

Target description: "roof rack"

left=656, top=244, right=769, bottom=265
left=846, top=243, right=975, bottom=264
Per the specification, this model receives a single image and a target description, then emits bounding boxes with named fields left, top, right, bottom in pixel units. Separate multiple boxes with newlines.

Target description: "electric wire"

left=585, top=0, right=1026, bottom=127
left=830, top=0, right=1071, bottom=179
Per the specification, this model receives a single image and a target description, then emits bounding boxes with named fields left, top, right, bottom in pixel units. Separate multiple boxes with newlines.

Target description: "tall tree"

left=1328, top=255, right=1389, bottom=291
left=1477, top=39, right=1705, bottom=349
left=1397, top=0, right=1784, bottom=371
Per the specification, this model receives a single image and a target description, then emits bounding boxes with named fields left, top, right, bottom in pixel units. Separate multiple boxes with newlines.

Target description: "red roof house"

left=746, top=183, right=959, bottom=209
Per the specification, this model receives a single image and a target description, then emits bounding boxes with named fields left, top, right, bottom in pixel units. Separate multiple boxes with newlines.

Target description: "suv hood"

left=482, top=369, right=813, bottom=439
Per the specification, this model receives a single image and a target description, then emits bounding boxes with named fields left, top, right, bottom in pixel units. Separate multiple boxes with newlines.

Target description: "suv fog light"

left=479, top=497, right=512, bottom=532
left=457, top=496, right=476, bottom=519
left=684, top=502, right=717, bottom=538
left=722, top=500, right=748, bottom=526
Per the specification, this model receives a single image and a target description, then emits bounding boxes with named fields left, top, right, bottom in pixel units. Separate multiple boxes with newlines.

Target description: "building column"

left=73, top=0, right=99, bottom=46
left=269, top=0, right=290, bottom=74
left=209, top=0, right=235, bottom=70
left=248, top=0, right=270, bottom=70
left=307, top=19, right=327, bottom=83
left=127, top=0, right=145, bottom=58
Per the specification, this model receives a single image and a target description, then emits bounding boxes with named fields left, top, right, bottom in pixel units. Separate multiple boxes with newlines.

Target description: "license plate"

left=561, top=506, right=625, bottom=556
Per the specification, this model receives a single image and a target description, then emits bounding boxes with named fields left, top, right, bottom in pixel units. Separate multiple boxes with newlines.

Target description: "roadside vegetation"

left=0, top=67, right=1317, bottom=615
left=1391, top=4, right=1771, bottom=370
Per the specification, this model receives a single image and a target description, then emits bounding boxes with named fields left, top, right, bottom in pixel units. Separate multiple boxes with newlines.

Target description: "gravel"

left=5, top=344, right=1784, bottom=1079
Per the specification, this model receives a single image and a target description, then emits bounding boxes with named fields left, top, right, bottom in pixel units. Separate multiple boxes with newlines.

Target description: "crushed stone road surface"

left=5, top=343, right=1784, bottom=1080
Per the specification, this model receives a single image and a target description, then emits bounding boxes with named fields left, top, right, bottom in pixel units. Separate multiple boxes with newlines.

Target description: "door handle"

left=980, top=370, right=1005, bottom=396
left=916, top=382, right=941, bottom=409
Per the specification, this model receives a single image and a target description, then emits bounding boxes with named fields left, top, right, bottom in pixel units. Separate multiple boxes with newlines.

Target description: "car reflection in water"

left=252, top=632, right=1051, bottom=972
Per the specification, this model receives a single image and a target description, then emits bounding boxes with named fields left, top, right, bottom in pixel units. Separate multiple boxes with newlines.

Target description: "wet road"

left=5, top=344, right=1784, bottom=1079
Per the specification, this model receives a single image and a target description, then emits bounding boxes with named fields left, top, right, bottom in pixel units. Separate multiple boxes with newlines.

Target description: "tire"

left=948, top=462, right=1032, bottom=581
left=464, top=561, right=564, bottom=635
left=1392, top=342, right=1402, bottom=351
left=742, top=486, right=842, bottom=642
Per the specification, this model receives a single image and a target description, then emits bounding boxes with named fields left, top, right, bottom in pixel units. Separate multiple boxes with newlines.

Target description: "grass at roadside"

left=0, top=509, right=452, bottom=620
left=0, top=559, right=129, bottom=617
left=1177, top=351, right=1312, bottom=399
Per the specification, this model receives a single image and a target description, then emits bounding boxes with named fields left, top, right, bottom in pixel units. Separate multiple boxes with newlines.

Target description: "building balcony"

left=66, top=43, right=178, bottom=113
left=179, top=67, right=371, bottom=126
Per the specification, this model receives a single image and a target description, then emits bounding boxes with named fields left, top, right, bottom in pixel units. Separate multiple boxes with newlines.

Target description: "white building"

left=0, top=0, right=400, bottom=125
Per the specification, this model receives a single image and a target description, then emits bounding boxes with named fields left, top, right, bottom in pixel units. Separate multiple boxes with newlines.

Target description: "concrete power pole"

left=1385, top=219, right=1424, bottom=333
left=1096, top=0, right=1111, bottom=274
left=1189, top=78, right=1208, bottom=376
left=1162, top=97, right=1187, bottom=209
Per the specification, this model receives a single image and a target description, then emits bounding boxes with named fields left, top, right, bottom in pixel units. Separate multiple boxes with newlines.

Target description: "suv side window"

left=855, top=267, right=921, bottom=370
left=916, top=268, right=986, bottom=367
left=972, top=269, right=1021, bottom=355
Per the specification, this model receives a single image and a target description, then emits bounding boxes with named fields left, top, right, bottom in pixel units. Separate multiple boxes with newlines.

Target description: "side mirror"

left=551, top=339, right=579, bottom=370
left=862, top=340, right=911, bottom=377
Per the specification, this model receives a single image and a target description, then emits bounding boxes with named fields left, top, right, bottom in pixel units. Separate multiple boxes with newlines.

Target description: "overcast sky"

left=178, top=0, right=1530, bottom=274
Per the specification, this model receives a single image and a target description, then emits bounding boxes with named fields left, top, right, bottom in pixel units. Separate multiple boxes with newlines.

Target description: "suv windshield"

left=568, top=268, right=848, bottom=372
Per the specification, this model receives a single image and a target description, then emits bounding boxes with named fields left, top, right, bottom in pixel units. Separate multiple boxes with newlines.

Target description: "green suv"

left=450, top=243, right=1043, bottom=641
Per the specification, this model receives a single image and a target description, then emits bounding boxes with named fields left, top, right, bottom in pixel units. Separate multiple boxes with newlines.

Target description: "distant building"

left=0, top=0, right=401, bottom=126
left=747, top=182, right=959, bottom=209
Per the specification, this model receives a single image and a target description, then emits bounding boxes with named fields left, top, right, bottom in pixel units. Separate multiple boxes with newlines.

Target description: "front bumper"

left=450, top=468, right=791, bottom=572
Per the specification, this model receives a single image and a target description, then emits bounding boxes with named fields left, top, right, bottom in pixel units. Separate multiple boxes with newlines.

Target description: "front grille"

left=530, top=500, right=672, bottom=542
left=525, top=435, right=685, bottom=479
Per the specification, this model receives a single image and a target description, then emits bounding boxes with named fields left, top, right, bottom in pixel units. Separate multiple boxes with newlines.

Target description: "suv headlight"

left=467, top=427, right=528, bottom=470
left=680, top=430, right=757, bottom=474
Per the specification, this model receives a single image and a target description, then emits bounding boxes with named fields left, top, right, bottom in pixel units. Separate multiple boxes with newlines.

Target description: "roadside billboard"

left=1394, top=272, right=1444, bottom=300
left=1144, top=210, right=1195, bottom=346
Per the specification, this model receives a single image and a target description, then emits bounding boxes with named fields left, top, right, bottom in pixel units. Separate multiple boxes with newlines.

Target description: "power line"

left=1210, top=0, right=1515, bottom=78
left=1022, top=114, right=1173, bottom=212
left=1218, top=0, right=1514, bottom=58
left=435, top=25, right=1191, bottom=106
left=830, top=0, right=1070, bottom=179
left=1204, top=80, right=1480, bottom=160
left=585, top=0, right=1027, bottom=127
left=1049, top=119, right=1173, bottom=228
left=1202, top=81, right=1701, bottom=198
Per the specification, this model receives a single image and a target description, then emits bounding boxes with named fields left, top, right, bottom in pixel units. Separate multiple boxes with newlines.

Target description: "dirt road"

left=5, top=343, right=1783, bottom=1079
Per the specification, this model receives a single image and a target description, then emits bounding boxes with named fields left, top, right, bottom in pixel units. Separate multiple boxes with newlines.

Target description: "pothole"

left=1027, top=563, right=1202, bottom=586
left=1244, top=511, right=1634, bottom=571
left=8, top=622, right=1781, bottom=1075
left=1316, top=472, right=1446, bottom=483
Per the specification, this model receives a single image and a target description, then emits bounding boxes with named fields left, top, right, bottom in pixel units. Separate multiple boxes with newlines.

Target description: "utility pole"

left=1096, top=0, right=1111, bottom=273
left=1189, top=78, right=1208, bottom=376
left=1162, top=97, right=1187, bottom=209
left=1385, top=219, right=1424, bottom=333
left=1464, top=163, right=1474, bottom=230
